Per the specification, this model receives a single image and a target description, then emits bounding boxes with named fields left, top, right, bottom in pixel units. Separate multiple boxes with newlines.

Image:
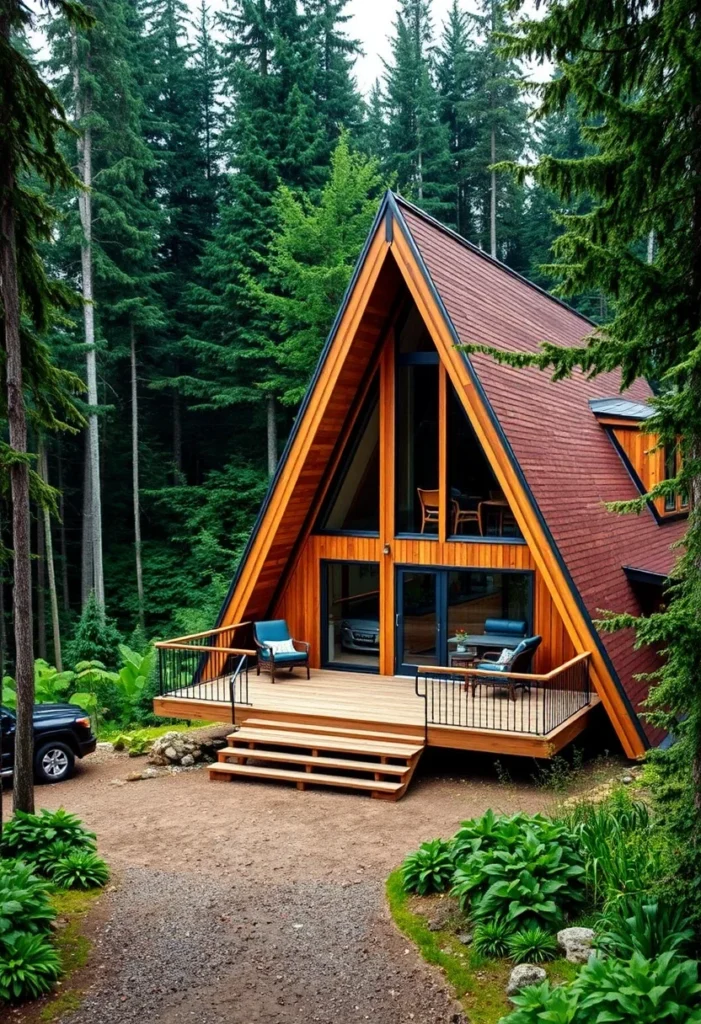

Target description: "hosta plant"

left=472, top=918, right=514, bottom=958
left=0, top=860, right=55, bottom=938
left=402, top=839, right=455, bottom=895
left=0, top=809, right=96, bottom=864
left=0, top=933, right=62, bottom=1002
left=503, top=951, right=701, bottom=1024
left=50, top=851, right=110, bottom=890
left=507, top=924, right=558, bottom=964
left=452, top=824, right=585, bottom=929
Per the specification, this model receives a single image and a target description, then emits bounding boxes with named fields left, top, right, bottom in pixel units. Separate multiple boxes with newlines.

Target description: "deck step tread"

left=226, top=727, right=423, bottom=759
left=239, top=718, right=421, bottom=743
left=217, top=747, right=410, bottom=776
left=209, top=762, right=403, bottom=792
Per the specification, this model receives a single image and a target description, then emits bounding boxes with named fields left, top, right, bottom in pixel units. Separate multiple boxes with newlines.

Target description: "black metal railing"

left=155, top=623, right=254, bottom=722
left=415, top=653, right=591, bottom=738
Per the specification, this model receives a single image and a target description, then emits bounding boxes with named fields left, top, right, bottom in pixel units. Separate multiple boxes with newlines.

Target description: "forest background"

left=0, top=0, right=598, bottom=669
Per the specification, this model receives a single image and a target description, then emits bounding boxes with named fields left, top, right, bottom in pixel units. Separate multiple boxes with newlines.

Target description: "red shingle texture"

left=401, top=201, right=685, bottom=748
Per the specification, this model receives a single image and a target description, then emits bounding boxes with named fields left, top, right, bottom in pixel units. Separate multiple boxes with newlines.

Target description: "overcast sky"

left=347, top=0, right=459, bottom=93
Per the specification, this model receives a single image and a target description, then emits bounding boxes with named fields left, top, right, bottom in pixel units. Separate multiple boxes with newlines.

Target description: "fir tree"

left=1, top=0, right=89, bottom=814
left=435, top=0, right=477, bottom=234
left=491, top=0, right=701, bottom=875
left=186, top=0, right=328, bottom=477
left=255, top=131, right=385, bottom=405
left=383, top=0, right=453, bottom=220
left=304, top=0, right=362, bottom=145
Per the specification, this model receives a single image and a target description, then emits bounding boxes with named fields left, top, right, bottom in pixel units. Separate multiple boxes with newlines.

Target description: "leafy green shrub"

left=0, top=933, right=62, bottom=1003
left=0, top=809, right=96, bottom=866
left=50, top=851, right=109, bottom=890
left=115, top=645, right=156, bottom=724
left=112, top=730, right=152, bottom=755
left=402, top=839, right=455, bottom=895
left=451, top=814, right=585, bottom=930
left=507, top=924, right=558, bottom=963
left=503, top=951, right=701, bottom=1024
left=596, top=900, right=694, bottom=960
left=564, top=791, right=660, bottom=910
left=472, top=918, right=514, bottom=958
left=0, top=860, right=55, bottom=939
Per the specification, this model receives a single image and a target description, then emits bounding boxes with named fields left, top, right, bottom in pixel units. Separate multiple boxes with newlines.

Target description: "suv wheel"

left=34, top=742, right=75, bottom=784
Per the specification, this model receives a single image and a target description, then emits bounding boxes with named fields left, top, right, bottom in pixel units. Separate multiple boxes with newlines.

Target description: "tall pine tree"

left=383, top=0, right=453, bottom=219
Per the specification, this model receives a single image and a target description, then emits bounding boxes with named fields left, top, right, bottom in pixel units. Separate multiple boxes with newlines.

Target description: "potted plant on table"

left=454, top=629, right=470, bottom=653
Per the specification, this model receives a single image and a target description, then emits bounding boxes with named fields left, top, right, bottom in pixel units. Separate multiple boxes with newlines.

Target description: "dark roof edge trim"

left=388, top=193, right=650, bottom=751
left=623, top=566, right=668, bottom=587
left=213, top=193, right=393, bottom=629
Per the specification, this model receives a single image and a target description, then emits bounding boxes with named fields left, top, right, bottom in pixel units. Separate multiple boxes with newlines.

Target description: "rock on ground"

left=557, top=926, right=595, bottom=963
left=506, top=963, right=547, bottom=996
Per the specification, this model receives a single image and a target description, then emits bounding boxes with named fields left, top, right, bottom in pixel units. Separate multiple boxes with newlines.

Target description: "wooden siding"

left=611, top=424, right=686, bottom=519
left=273, top=533, right=574, bottom=674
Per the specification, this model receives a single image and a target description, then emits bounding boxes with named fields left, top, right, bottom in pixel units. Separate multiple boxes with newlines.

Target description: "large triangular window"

left=318, top=375, right=380, bottom=533
left=447, top=382, right=522, bottom=539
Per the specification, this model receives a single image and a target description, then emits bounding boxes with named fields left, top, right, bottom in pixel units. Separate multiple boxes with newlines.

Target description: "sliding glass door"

left=396, top=567, right=532, bottom=674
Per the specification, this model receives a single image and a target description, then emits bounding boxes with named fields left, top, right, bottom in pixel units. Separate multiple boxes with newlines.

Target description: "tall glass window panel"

left=400, top=571, right=438, bottom=666
left=447, top=571, right=530, bottom=641
left=325, top=562, right=380, bottom=670
left=397, top=304, right=434, bottom=354
left=320, top=377, right=380, bottom=533
left=396, top=364, right=440, bottom=533
left=447, top=383, right=522, bottom=539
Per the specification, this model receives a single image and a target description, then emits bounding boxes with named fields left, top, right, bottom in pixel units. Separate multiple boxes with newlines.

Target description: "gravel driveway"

left=3, top=737, right=558, bottom=1024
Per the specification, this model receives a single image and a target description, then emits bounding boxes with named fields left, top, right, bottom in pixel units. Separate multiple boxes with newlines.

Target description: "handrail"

left=155, top=642, right=256, bottom=655
left=415, top=653, right=591, bottom=736
left=157, top=621, right=250, bottom=645
left=416, top=652, right=590, bottom=684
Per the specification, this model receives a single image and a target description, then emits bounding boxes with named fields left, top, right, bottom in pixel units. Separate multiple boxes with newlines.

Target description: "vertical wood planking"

left=379, top=330, right=396, bottom=675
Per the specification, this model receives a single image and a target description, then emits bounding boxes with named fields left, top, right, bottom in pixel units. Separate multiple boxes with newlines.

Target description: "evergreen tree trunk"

left=39, top=442, right=62, bottom=672
left=0, top=58, right=35, bottom=811
left=81, top=431, right=93, bottom=607
left=267, top=394, right=278, bottom=478
left=173, top=389, right=182, bottom=479
left=36, top=490, right=46, bottom=660
left=130, top=325, right=145, bottom=630
left=57, top=441, right=70, bottom=612
left=490, top=126, right=497, bottom=259
left=73, top=32, right=105, bottom=610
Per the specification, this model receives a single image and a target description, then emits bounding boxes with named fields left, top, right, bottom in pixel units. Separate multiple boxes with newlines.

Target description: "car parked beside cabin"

left=0, top=704, right=97, bottom=784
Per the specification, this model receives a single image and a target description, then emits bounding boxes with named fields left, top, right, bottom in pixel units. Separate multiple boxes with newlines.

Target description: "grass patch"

left=34, top=887, right=103, bottom=1023
left=386, top=869, right=580, bottom=1024
left=98, top=720, right=219, bottom=742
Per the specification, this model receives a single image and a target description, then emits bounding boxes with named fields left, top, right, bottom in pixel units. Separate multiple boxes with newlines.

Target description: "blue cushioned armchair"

left=253, top=620, right=310, bottom=682
left=469, top=635, right=542, bottom=702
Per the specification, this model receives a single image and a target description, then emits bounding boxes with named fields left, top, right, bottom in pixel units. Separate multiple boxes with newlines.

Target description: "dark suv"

left=1, top=705, right=97, bottom=784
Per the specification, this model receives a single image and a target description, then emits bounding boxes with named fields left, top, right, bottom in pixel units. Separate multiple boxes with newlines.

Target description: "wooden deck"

left=153, top=667, right=599, bottom=758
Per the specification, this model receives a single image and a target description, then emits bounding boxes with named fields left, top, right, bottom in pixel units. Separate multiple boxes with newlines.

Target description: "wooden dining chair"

left=451, top=499, right=481, bottom=535
left=417, top=488, right=440, bottom=533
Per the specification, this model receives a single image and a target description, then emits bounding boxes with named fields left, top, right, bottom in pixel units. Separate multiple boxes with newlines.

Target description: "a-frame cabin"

left=155, top=193, right=685, bottom=799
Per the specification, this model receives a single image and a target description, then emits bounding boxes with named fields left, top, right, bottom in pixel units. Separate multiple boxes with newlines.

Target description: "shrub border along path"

left=386, top=869, right=579, bottom=1024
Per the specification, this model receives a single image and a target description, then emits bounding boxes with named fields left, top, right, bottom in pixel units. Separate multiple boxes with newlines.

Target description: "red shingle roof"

left=399, top=198, right=685, bottom=747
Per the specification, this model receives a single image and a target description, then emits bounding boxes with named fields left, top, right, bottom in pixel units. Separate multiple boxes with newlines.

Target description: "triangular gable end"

left=217, top=192, right=648, bottom=759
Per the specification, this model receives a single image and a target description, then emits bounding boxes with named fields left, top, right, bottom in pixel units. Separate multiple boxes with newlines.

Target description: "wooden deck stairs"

left=209, top=718, right=425, bottom=800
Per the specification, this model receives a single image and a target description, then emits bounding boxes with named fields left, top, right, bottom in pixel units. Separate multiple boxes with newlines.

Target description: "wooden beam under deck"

left=153, top=668, right=599, bottom=758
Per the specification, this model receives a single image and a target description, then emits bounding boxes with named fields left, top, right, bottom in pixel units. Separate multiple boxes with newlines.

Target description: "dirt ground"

left=2, top=734, right=567, bottom=1024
